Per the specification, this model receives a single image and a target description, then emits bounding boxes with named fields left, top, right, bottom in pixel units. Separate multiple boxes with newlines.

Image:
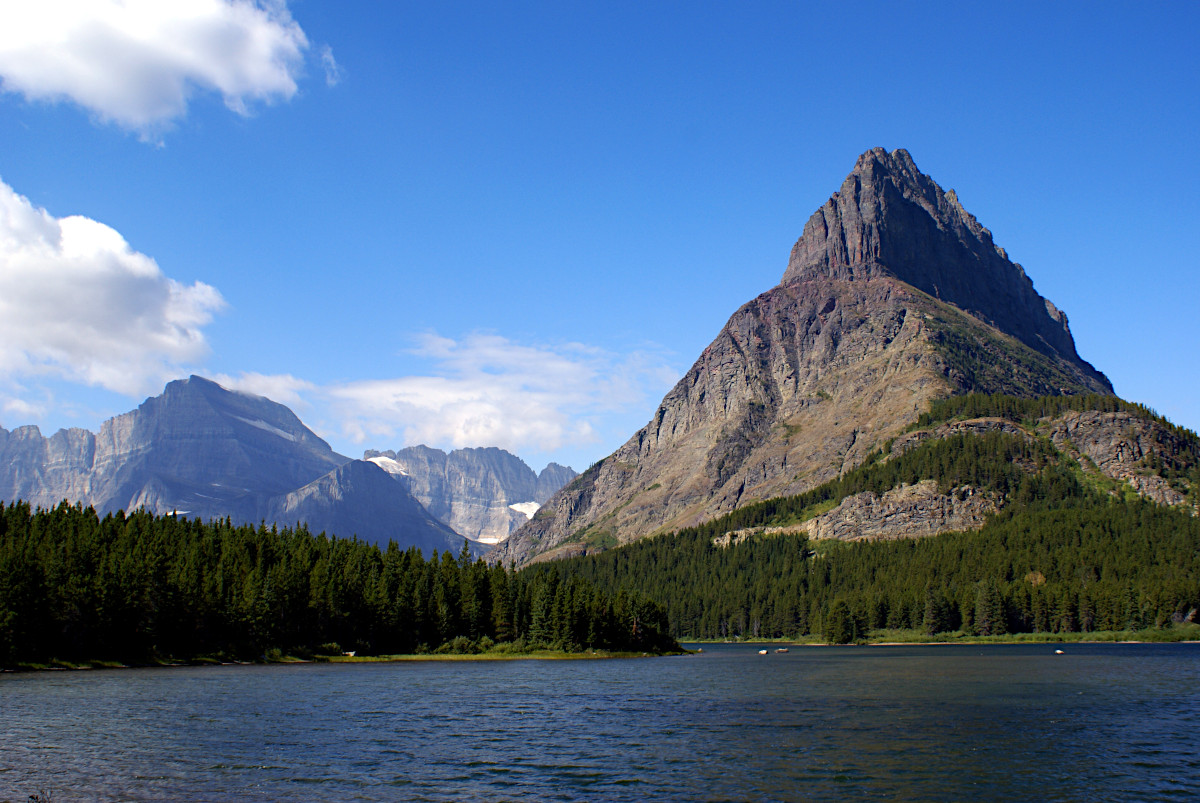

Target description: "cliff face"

left=1045, top=410, right=1195, bottom=507
left=365, top=446, right=576, bottom=544
left=494, top=149, right=1114, bottom=566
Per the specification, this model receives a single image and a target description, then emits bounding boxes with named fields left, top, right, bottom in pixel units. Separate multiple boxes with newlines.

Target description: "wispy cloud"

left=0, top=0, right=328, bottom=138
left=0, top=176, right=225, bottom=395
left=325, top=333, right=679, bottom=455
left=319, top=45, right=343, bottom=88
left=213, top=371, right=316, bottom=412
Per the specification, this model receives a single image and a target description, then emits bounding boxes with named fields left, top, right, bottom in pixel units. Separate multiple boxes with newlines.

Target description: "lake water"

left=2, top=643, right=1199, bottom=801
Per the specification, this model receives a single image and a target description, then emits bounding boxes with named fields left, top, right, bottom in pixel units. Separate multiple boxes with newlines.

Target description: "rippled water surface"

left=3, top=643, right=1199, bottom=801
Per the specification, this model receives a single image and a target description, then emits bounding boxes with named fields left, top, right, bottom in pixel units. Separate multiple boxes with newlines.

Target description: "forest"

left=0, top=502, right=677, bottom=667
left=558, top=498, right=1200, bottom=643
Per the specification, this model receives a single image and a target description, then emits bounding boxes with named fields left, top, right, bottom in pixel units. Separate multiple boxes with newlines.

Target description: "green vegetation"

left=915, top=391, right=1186, bottom=435
left=915, top=391, right=1200, bottom=504
left=0, top=502, right=678, bottom=668
left=920, top=301, right=1103, bottom=396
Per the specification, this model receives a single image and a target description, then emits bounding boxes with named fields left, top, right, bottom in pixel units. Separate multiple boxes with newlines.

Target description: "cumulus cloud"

left=0, top=0, right=330, bottom=136
left=0, top=176, right=225, bottom=395
left=326, top=333, right=679, bottom=455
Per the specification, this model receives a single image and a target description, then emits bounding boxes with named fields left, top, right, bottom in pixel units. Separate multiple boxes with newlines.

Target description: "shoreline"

left=2, top=648, right=682, bottom=674
left=683, top=626, right=1200, bottom=648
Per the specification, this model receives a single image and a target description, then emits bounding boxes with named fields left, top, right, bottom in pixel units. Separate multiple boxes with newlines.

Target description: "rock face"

left=0, top=376, right=344, bottom=520
left=536, top=463, right=577, bottom=503
left=365, top=446, right=576, bottom=544
left=0, top=376, right=473, bottom=553
left=708, top=480, right=999, bottom=546
left=494, top=148, right=1113, bottom=566
left=1046, top=410, right=1194, bottom=507
left=800, top=480, right=999, bottom=542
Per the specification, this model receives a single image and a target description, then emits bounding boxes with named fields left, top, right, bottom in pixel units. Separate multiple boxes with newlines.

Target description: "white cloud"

left=0, top=0, right=326, bottom=137
left=213, top=371, right=315, bottom=411
left=326, top=333, right=678, bottom=455
left=319, top=45, right=342, bottom=87
left=0, top=176, right=225, bottom=396
left=3, top=395, right=47, bottom=422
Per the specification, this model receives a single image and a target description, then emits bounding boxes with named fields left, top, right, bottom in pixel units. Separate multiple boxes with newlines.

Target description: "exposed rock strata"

left=494, top=149, right=1112, bottom=566
left=799, top=480, right=999, bottom=541
left=888, top=417, right=1031, bottom=458
left=1046, top=410, right=1194, bottom=507
left=783, top=147, right=1109, bottom=389
left=709, top=481, right=998, bottom=546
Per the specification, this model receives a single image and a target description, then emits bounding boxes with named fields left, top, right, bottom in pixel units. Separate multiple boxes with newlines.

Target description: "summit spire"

left=782, top=148, right=1100, bottom=381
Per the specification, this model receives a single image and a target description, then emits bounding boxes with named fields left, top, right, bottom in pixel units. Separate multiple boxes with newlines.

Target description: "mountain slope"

left=493, top=148, right=1114, bottom=566
left=0, top=376, right=346, bottom=520
left=264, top=459, right=475, bottom=555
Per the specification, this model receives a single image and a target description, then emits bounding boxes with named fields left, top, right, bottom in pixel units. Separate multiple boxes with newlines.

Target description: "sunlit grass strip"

left=321, top=649, right=669, bottom=662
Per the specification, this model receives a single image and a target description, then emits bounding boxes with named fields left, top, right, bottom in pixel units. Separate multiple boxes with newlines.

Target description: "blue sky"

left=0, top=1, right=1197, bottom=473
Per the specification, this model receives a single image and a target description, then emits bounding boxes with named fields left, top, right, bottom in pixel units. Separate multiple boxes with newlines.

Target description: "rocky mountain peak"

left=784, top=147, right=994, bottom=279
left=782, top=148, right=1108, bottom=389
left=494, top=148, right=1117, bottom=567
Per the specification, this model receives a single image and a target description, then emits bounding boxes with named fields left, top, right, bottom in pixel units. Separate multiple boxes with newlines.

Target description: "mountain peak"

left=782, top=148, right=1107, bottom=388
left=784, top=147, right=997, bottom=282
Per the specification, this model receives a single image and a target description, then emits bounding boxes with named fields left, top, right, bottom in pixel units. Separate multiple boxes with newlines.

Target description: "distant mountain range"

left=0, top=376, right=575, bottom=555
left=365, top=446, right=575, bottom=545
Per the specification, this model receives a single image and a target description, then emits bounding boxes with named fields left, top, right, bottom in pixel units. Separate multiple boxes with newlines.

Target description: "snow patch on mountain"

left=234, top=416, right=297, bottom=442
left=367, top=455, right=409, bottom=476
left=508, top=501, right=540, bottom=519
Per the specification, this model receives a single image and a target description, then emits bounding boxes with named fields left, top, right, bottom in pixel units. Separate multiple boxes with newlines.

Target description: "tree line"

left=0, top=501, right=676, bottom=666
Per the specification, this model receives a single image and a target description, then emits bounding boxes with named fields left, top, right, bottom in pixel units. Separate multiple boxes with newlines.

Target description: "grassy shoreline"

left=3, top=648, right=683, bottom=673
left=10, top=626, right=1197, bottom=671
left=683, top=622, right=1200, bottom=647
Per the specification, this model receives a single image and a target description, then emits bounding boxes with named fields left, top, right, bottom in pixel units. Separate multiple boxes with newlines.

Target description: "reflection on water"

left=2, top=643, right=1198, bottom=801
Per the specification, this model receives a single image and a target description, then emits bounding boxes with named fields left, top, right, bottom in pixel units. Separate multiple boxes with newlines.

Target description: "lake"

left=2, top=643, right=1198, bottom=801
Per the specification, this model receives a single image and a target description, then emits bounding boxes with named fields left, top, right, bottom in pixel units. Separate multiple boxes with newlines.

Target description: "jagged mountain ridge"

left=365, top=445, right=577, bottom=544
left=493, top=148, right=1115, bottom=566
left=0, top=376, right=472, bottom=555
